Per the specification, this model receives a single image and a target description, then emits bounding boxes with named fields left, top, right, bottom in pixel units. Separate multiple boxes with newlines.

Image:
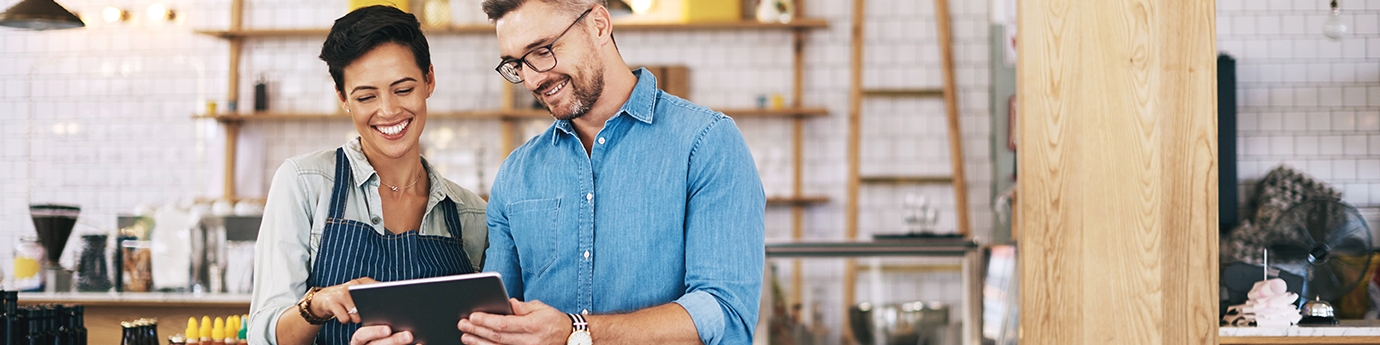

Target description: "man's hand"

left=458, top=299, right=572, bottom=345
left=349, top=325, right=414, bottom=345
left=312, top=277, right=379, bottom=324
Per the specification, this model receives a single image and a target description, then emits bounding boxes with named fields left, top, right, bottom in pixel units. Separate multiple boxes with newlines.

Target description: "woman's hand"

left=311, top=277, right=379, bottom=324
left=350, top=325, right=414, bottom=345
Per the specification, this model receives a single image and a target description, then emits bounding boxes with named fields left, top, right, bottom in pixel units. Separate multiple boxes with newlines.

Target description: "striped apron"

left=308, top=148, right=477, bottom=344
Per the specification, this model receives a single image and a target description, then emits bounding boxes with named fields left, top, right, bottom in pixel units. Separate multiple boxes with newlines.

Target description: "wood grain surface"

left=1017, top=0, right=1218, bottom=344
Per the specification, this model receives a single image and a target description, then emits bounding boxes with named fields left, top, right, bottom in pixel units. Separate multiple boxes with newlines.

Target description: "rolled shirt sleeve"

left=677, top=116, right=766, bottom=344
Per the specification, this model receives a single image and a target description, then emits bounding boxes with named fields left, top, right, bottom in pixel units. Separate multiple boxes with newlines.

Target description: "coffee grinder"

left=30, top=204, right=80, bottom=292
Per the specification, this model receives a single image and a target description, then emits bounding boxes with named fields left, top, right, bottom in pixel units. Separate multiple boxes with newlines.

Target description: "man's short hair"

left=320, top=5, right=432, bottom=95
left=482, top=0, right=605, bottom=22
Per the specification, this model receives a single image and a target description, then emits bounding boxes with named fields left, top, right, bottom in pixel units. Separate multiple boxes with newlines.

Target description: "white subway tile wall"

left=0, top=0, right=990, bottom=339
left=1221, top=0, right=1380, bottom=209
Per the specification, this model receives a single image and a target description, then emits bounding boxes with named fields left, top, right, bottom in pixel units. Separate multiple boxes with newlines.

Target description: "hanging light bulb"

left=1323, top=0, right=1348, bottom=40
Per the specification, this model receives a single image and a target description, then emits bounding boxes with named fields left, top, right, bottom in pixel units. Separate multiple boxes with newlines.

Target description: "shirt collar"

left=551, top=67, right=659, bottom=146
left=343, top=137, right=465, bottom=205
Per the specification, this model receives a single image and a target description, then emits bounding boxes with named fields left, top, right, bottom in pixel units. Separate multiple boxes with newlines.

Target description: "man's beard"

left=535, top=63, right=604, bottom=121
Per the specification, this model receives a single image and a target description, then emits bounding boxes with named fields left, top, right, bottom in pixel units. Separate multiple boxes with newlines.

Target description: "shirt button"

left=582, top=309, right=589, bottom=315
left=583, top=251, right=590, bottom=260
left=586, top=193, right=593, bottom=202
left=597, top=137, right=606, bottom=145
left=370, top=216, right=381, bottom=224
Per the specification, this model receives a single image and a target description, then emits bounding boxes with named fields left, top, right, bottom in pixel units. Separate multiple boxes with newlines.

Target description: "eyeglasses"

left=495, top=8, right=593, bottom=84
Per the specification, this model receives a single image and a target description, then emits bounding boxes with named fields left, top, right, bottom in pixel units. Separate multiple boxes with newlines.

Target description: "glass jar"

left=13, top=237, right=45, bottom=292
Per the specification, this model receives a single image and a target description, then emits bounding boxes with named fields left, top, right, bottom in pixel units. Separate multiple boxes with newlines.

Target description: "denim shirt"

left=484, top=68, right=766, bottom=344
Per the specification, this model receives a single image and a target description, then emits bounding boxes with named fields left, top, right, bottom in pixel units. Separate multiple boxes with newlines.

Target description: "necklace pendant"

left=389, top=186, right=400, bottom=192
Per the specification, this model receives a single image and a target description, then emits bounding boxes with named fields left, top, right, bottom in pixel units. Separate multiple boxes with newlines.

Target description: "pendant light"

left=0, top=0, right=85, bottom=31
left=1323, top=0, right=1348, bottom=40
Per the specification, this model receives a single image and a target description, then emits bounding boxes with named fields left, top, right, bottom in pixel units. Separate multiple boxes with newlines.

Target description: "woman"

left=247, top=5, right=487, bottom=345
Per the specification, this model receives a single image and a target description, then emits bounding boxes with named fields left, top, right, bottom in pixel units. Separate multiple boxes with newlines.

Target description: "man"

left=467, top=0, right=766, bottom=344
left=350, top=0, right=765, bottom=344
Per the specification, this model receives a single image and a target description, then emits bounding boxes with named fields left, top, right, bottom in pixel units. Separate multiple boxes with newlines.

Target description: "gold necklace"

left=381, top=170, right=423, bottom=192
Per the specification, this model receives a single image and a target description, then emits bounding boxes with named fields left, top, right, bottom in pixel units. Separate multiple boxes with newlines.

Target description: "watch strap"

left=298, top=287, right=334, bottom=325
left=567, top=313, right=588, bottom=332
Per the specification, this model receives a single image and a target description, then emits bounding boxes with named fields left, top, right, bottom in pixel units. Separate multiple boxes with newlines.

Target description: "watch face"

left=566, top=331, right=593, bottom=345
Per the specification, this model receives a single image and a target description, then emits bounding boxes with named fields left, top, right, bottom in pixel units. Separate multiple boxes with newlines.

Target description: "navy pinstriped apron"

left=308, top=148, right=477, bottom=345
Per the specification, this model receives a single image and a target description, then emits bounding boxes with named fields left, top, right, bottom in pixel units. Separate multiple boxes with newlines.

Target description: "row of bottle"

left=1, top=291, right=88, bottom=345
left=118, top=319, right=159, bottom=345
left=168, top=315, right=248, bottom=345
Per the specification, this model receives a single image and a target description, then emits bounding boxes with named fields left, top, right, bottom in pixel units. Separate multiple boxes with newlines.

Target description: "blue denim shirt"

left=484, top=68, right=766, bottom=344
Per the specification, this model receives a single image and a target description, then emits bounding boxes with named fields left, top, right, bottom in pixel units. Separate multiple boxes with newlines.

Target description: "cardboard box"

left=617, top=0, right=741, bottom=24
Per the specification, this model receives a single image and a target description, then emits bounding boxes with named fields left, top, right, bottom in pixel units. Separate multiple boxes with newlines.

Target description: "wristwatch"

left=297, top=287, right=334, bottom=325
left=566, top=313, right=592, bottom=345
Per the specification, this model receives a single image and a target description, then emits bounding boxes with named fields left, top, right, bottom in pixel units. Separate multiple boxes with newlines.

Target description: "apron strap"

left=328, top=148, right=352, bottom=220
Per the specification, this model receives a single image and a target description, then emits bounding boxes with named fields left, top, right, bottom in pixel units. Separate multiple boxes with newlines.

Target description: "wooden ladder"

left=843, top=0, right=973, bottom=343
left=846, top=0, right=970, bottom=243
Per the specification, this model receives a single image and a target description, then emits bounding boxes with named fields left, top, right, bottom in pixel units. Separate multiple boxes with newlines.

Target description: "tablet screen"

left=348, top=272, right=514, bottom=344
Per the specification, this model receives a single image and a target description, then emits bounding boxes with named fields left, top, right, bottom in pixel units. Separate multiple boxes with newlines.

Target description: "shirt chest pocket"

left=507, top=198, right=560, bottom=276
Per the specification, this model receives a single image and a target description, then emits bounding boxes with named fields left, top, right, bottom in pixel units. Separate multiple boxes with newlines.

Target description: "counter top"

left=1220, top=321, right=1380, bottom=344
left=765, top=238, right=978, bottom=258
left=16, top=292, right=251, bottom=308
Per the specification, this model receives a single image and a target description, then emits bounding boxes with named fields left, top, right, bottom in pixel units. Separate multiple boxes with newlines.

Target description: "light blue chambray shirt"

left=483, top=68, right=766, bottom=344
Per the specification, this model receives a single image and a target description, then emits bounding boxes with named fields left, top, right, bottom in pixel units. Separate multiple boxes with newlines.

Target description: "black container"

left=1, top=291, right=11, bottom=344
left=253, top=75, right=268, bottom=112
left=75, top=235, right=111, bottom=292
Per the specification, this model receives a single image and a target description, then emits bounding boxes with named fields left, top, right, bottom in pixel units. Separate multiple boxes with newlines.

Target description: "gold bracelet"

left=297, top=287, right=334, bottom=325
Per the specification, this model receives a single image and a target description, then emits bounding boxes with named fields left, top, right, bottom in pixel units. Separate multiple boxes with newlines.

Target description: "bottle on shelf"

left=184, top=317, right=199, bottom=345
left=40, top=306, right=55, bottom=345
left=253, top=74, right=269, bottom=112
left=9, top=303, right=28, bottom=345
left=53, top=305, right=69, bottom=345
left=224, top=315, right=238, bottom=345
left=1, top=291, right=11, bottom=344
left=209, top=317, right=225, bottom=345
left=27, top=308, right=44, bottom=345
left=198, top=316, right=212, bottom=345
left=71, top=306, right=85, bottom=345
left=236, top=314, right=248, bottom=345
left=119, top=322, right=135, bottom=345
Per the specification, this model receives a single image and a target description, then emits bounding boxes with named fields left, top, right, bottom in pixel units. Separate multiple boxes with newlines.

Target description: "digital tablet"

left=348, top=272, right=513, bottom=344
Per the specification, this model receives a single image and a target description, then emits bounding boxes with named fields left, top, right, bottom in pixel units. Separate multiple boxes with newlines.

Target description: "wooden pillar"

left=1016, top=0, right=1218, bottom=344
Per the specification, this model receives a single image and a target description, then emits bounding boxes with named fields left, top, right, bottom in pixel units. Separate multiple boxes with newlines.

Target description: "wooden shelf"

left=861, top=88, right=944, bottom=97
left=18, top=292, right=250, bottom=308
left=723, top=107, right=829, bottom=118
left=197, top=109, right=553, bottom=122
left=198, top=107, right=827, bottom=122
left=766, top=195, right=829, bottom=206
left=859, top=175, right=954, bottom=184
left=194, top=19, right=830, bottom=39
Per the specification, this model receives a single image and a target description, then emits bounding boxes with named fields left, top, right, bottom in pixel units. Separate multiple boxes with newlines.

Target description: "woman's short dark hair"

left=320, top=5, right=431, bottom=95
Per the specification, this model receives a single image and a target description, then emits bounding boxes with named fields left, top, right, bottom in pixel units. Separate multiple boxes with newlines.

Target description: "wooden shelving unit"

left=197, top=107, right=829, bottom=123
left=193, top=18, right=830, bottom=39
left=198, top=0, right=831, bottom=200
